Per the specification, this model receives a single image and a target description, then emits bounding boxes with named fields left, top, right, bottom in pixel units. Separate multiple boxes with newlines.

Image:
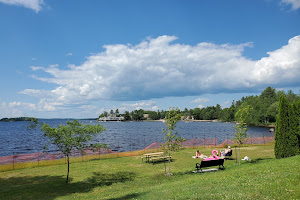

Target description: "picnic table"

left=142, top=152, right=163, bottom=162
left=142, top=152, right=171, bottom=164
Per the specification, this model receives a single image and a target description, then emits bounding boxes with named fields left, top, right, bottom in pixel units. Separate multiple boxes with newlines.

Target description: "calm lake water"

left=0, top=119, right=273, bottom=157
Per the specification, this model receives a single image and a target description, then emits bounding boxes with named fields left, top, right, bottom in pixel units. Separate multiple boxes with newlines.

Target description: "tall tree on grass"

left=162, top=107, right=185, bottom=176
left=296, top=101, right=300, bottom=151
left=31, top=120, right=106, bottom=183
left=233, top=104, right=252, bottom=165
left=275, top=96, right=299, bottom=158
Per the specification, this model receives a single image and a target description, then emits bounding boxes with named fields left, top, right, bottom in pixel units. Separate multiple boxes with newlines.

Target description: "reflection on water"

left=0, top=120, right=273, bottom=156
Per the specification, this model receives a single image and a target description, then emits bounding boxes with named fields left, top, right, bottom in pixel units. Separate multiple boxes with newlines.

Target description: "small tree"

left=31, top=120, right=106, bottom=183
left=233, top=122, right=248, bottom=165
left=90, top=143, right=109, bottom=159
left=233, top=104, right=252, bottom=165
left=162, top=107, right=185, bottom=176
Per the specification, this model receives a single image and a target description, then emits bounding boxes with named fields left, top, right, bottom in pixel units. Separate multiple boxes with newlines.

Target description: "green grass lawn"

left=0, top=144, right=299, bottom=200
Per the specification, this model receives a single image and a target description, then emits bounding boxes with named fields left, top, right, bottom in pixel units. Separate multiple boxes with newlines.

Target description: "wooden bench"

left=195, top=159, right=225, bottom=172
left=150, top=156, right=171, bottom=164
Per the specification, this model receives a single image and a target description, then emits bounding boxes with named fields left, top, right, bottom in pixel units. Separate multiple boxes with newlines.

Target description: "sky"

left=0, top=0, right=300, bottom=119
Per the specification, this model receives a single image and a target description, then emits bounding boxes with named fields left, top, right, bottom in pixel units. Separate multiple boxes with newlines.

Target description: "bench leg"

left=219, top=165, right=225, bottom=170
left=195, top=167, right=203, bottom=173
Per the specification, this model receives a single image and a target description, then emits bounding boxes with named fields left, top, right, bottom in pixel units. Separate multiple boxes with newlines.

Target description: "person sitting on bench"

left=220, top=146, right=232, bottom=157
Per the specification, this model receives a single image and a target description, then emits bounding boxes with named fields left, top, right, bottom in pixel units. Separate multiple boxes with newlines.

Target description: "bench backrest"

left=200, top=159, right=224, bottom=167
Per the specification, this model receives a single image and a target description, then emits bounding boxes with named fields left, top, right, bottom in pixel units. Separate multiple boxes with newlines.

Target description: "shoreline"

left=99, top=119, right=276, bottom=128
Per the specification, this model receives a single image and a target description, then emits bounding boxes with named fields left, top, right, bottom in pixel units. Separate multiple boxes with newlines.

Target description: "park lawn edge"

left=0, top=145, right=299, bottom=200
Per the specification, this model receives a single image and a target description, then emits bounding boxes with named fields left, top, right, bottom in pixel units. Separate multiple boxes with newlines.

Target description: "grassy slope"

left=0, top=144, right=299, bottom=200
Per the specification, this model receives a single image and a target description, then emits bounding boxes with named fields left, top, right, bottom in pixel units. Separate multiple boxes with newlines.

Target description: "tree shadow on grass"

left=175, top=170, right=195, bottom=176
left=249, top=157, right=273, bottom=164
left=108, top=192, right=146, bottom=200
left=152, top=159, right=176, bottom=165
left=0, top=171, right=136, bottom=200
left=85, top=171, right=135, bottom=187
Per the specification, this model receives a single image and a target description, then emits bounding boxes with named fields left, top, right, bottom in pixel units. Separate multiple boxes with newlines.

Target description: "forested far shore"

left=99, top=87, right=300, bottom=126
left=0, top=117, right=38, bottom=122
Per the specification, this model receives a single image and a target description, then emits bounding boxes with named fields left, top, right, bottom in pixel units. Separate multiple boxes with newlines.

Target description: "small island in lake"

left=0, top=117, right=37, bottom=122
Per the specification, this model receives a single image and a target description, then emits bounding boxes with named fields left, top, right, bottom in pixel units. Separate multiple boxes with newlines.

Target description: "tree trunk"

left=168, top=152, right=171, bottom=175
left=66, top=154, right=70, bottom=184
left=164, top=160, right=166, bottom=175
left=238, top=144, right=241, bottom=165
left=235, top=146, right=237, bottom=165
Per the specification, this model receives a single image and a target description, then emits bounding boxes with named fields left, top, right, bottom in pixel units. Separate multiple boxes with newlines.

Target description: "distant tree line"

left=0, top=117, right=37, bottom=122
left=98, top=87, right=300, bottom=125
left=221, top=87, right=300, bottom=125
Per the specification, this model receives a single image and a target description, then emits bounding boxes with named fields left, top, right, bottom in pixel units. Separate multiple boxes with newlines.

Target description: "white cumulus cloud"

left=120, top=100, right=157, bottom=110
left=0, top=101, right=37, bottom=118
left=198, top=105, right=205, bottom=109
left=0, top=0, right=45, bottom=12
left=151, top=105, right=159, bottom=110
left=281, top=0, right=300, bottom=10
left=252, top=35, right=300, bottom=85
left=22, top=35, right=300, bottom=111
left=192, top=98, right=209, bottom=103
left=122, top=101, right=156, bottom=108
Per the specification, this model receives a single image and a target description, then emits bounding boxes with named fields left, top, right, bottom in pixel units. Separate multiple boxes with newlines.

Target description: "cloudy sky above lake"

left=0, top=0, right=299, bottom=118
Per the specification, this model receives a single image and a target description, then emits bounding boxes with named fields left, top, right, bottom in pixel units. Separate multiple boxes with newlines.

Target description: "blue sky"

left=0, top=0, right=299, bottom=119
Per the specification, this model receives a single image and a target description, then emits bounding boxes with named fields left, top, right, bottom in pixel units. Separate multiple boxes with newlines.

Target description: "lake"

left=0, top=119, right=273, bottom=157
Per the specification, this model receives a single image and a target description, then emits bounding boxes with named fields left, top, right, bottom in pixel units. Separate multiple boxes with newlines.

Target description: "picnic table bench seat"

left=141, top=156, right=147, bottom=162
left=150, top=156, right=171, bottom=164
left=195, top=159, right=225, bottom=172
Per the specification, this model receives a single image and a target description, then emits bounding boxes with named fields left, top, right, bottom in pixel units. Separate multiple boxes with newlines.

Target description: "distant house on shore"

left=98, top=114, right=124, bottom=122
left=143, top=114, right=149, bottom=120
left=181, top=116, right=194, bottom=120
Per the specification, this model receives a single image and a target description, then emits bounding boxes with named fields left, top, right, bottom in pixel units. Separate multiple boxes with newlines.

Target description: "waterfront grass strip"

left=0, top=144, right=299, bottom=199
